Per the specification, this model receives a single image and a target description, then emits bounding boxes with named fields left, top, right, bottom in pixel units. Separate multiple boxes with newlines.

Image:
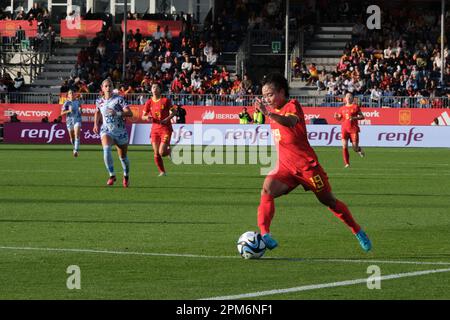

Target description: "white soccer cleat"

left=344, top=164, right=350, bottom=168
left=158, top=172, right=167, bottom=177
left=358, top=150, right=365, bottom=158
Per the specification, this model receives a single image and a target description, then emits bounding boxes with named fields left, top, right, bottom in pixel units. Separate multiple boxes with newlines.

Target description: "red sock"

left=154, top=155, right=165, bottom=173
left=257, top=194, right=275, bottom=235
left=328, top=199, right=361, bottom=234
left=343, top=147, right=350, bottom=165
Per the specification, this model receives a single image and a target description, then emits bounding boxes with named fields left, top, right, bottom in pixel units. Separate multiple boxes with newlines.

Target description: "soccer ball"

left=237, top=231, right=266, bottom=259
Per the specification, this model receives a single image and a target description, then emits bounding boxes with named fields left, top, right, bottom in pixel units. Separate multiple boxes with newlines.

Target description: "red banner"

left=0, top=104, right=147, bottom=124
left=2, top=104, right=449, bottom=126
left=182, top=106, right=450, bottom=126
left=60, top=19, right=103, bottom=38
left=0, top=20, right=38, bottom=37
left=122, top=20, right=182, bottom=37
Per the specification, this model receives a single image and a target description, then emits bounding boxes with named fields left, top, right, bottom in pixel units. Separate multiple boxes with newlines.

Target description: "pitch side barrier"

left=1, top=93, right=450, bottom=109
left=1, top=104, right=449, bottom=126
left=3, top=123, right=450, bottom=148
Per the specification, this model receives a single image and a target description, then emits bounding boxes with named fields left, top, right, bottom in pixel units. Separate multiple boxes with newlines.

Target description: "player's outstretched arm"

left=334, top=112, right=342, bottom=121
left=93, top=109, right=101, bottom=134
left=120, top=107, right=134, bottom=118
left=142, top=111, right=152, bottom=121
left=267, top=113, right=298, bottom=127
left=352, top=111, right=365, bottom=121
left=255, top=98, right=298, bottom=127
left=161, top=107, right=177, bottom=124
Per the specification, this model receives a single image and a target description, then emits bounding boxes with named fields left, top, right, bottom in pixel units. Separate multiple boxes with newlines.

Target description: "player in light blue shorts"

left=61, top=89, right=83, bottom=157
left=93, top=79, right=133, bottom=187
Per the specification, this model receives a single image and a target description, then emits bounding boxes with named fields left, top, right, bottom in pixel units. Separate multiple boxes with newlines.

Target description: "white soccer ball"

left=237, top=231, right=266, bottom=259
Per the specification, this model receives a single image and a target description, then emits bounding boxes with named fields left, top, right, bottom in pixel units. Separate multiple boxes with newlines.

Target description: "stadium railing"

left=0, top=92, right=449, bottom=108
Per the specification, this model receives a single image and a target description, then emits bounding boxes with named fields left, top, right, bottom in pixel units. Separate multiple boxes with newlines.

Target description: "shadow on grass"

left=0, top=198, right=257, bottom=206
left=0, top=218, right=228, bottom=225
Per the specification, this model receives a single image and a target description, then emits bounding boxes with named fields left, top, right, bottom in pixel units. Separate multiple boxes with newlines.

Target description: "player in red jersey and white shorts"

left=334, top=93, right=366, bottom=168
left=142, top=83, right=176, bottom=176
left=254, top=73, right=371, bottom=252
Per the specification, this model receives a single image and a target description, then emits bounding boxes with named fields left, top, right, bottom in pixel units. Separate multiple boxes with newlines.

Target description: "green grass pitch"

left=0, top=144, right=449, bottom=299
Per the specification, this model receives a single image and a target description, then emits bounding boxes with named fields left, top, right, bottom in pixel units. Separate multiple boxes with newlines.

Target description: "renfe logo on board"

left=20, top=124, right=65, bottom=143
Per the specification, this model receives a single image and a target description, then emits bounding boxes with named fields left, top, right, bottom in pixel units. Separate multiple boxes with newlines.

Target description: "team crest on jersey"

left=399, top=110, right=411, bottom=125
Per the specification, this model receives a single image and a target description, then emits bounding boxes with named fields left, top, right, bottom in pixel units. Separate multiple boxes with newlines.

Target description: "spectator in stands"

left=134, top=28, right=143, bottom=45
left=370, top=85, right=382, bottom=105
left=41, top=116, right=49, bottom=123
left=317, top=70, right=327, bottom=91
left=181, top=55, right=193, bottom=72
left=175, top=105, right=186, bottom=123
left=13, top=72, right=24, bottom=91
left=152, top=25, right=164, bottom=40
left=241, top=73, right=253, bottom=94
left=306, top=63, right=319, bottom=86
left=126, top=29, right=134, bottom=43
left=0, top=79, right=7, bottom=101
left=161, top=56, right=172, bottom=73
left=2, top=73, right=14, bottom=91
left=27, top=2, right=42, bottom=20
left=60, top=80, right=70, bottom=94
left=238, top=107, right=252, bottom=124
left=253, top=107, right=265, bottom=124
left=141, top=55, right=153, bottom=73
left=142, top=40, right=153, bottom=56
left=163, top=25, right=173, bottom=40
left=15, top=9, right=26, bottom=20
left=138, top=38, right=147, bottom=52
left=14, top=25, right=26, bottom=51
left=10, top=113, right=20, bottom=122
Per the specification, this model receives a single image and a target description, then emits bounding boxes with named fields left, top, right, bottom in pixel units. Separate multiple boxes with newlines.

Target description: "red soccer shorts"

left=342, top=130, right=359, bottom=144
left=151, top=128, right=172, bottom=145
left=268, top=162, right=332, bottom=195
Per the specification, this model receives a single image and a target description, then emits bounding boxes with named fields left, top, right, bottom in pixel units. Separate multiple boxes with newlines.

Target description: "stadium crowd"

left=294, top=1, right=450, bottom=107
left=59, top=0, right=308, bottom=104
left=2, top=1, right=450, bottom=109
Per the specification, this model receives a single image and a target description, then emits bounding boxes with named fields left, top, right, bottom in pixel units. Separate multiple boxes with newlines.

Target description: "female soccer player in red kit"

left=254, top=73, right=371, bottom=252
left=142, top=83, right=176, bottom=176
left=334, top=93, right=366, bottom=168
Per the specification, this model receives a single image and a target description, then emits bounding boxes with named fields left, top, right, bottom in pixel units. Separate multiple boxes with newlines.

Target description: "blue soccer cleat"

left=355, top=229, right=372, bottom=252
left=262, top=233, right=279, bottom=250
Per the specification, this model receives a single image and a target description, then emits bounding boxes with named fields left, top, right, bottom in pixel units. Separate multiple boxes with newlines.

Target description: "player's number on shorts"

left=310, top=174, right=325, bottom=190
left=272, top=129, right=281, bottom=142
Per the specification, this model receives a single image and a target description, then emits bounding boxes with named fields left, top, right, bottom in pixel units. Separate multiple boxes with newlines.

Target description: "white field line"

left=201, top=267, right=450, bottom=300
left=1, top=246, right=450, bottom=267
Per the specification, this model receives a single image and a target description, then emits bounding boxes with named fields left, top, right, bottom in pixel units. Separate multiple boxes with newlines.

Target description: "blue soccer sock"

left=103, top=145, right=115, bottom=176
left=119, top=156, right=130, bottom=177
left=74, top=138, right=80, bottom=152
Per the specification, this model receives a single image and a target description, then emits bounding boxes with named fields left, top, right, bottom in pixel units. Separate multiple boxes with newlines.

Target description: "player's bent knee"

left=317, top=193, right=336, bottom=208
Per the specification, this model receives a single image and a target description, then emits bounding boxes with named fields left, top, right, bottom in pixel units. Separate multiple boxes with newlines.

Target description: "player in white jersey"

left=93, top=79, right=133, bottom=187
left=61, top=90, right=83, bottom=157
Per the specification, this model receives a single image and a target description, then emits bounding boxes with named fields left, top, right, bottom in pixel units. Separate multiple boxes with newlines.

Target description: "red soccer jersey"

left=270, top=99, right=319, bottom=171
left=144, top=97, right=174, bottom=131
left=338, top=104, right=361, bottom=133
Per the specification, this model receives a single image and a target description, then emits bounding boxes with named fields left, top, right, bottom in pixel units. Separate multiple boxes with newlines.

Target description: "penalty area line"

left=200, top=267, right=450, bottom=300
